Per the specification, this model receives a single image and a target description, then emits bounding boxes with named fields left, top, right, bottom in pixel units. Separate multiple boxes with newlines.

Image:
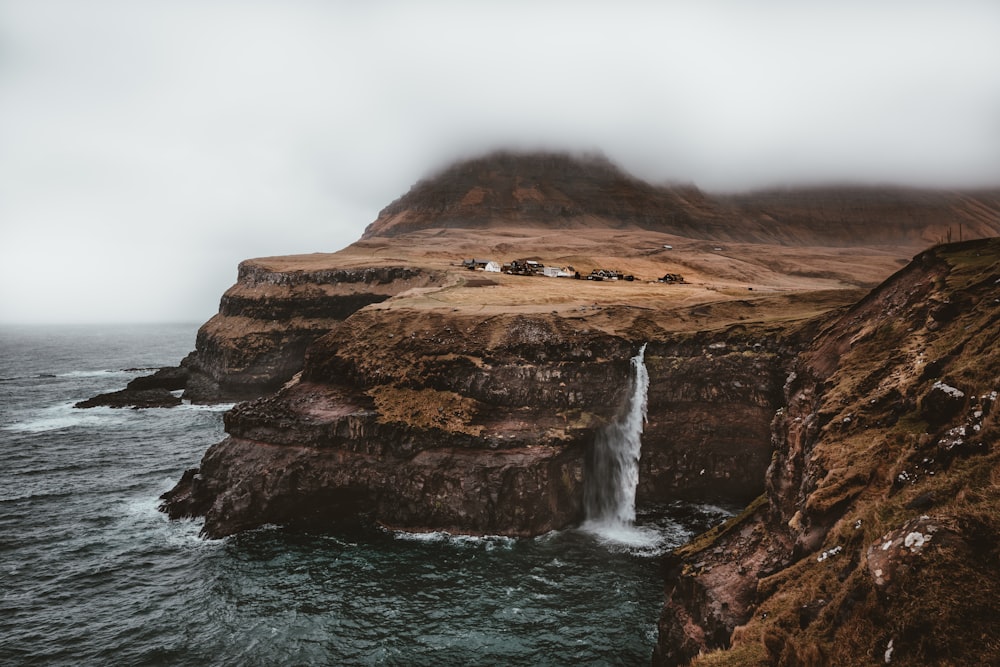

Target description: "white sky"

left=1, top=0, right=998, bottom=324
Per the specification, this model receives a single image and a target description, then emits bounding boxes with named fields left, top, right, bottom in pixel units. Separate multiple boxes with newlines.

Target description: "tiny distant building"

left=587, top=268, right=632, bottom=281
left=464, top=258, right=499, bottom=271
left=508, top=259, right=545, bottom=276
left=557, top=266, right=575, bottom=278
left=542, top=266, right=573, bottom=278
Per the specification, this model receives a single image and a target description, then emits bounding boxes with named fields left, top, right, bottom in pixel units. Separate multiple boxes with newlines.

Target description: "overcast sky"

left=2, top=1, right=998, bottom=324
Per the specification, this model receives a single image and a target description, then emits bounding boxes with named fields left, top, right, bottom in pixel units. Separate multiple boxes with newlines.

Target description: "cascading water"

left=582, top=344, right=656, bottom=548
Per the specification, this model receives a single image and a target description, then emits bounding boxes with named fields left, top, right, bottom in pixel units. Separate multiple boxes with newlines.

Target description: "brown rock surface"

left=149, top=150, right=1000, bottom=660
left=654, top=238, right=1000, bottom=666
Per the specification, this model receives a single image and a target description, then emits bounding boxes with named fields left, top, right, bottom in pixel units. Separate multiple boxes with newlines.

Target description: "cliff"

left=653, top=238, right=1000, bottom=666
left=85, top=151, right=999, bottom=408
left=160, top=305, right=807, bottom=538
left=142, top=150, right=1000, bottom=661
left=179, top=260, right=440, bottom=402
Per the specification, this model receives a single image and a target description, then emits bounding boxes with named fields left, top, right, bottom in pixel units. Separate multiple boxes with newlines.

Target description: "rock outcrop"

left=654, top=238, right=1000, bottom=666
left=143, top=150, right=1000, bottom=661
left=178, top=262, right=442, bottom=402
left=161, top=305, right=802, bottom=538
left=74, top=387, right=182, bottom=409
left=85, top=151, right=1000, bottom=409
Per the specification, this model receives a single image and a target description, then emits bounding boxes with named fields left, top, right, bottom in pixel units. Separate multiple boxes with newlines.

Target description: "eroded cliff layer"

left=90, top=151, right=1000, bottom=409
left=654, top=238, right=1000, bottom=666
left=161, top=303, right=806, bottom=538
left=180, top=260, right=441, bottom=402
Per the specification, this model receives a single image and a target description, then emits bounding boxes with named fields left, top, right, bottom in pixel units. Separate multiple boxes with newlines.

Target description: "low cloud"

left=2, top=0, right=998, bottom=322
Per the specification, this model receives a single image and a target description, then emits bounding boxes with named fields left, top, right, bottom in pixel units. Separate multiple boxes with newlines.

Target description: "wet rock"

left=125, top=366, right=189, bottom=391
left=74, top=388, right=182, bottom=409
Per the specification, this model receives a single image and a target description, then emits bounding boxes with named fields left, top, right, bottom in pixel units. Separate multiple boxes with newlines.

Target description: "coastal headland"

left=87, top=151, right=1000, bottom=665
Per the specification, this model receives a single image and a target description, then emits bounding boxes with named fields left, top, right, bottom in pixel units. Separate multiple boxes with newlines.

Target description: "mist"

left=2, top=0, right=998, bottom=323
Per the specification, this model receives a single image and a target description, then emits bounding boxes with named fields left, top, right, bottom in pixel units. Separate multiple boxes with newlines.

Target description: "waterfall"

left=583, top=344, right=649, bottom=530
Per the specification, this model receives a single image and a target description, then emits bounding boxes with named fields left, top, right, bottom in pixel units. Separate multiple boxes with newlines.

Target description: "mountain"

left=364, top=150, right=1000, bottom=246
left=362, top=151, right=702, bottom=238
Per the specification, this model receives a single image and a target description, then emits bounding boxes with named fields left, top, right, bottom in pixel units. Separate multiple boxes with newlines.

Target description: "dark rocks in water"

left=125, top=366, right=189, bottom=391
left=76, top=366, right=189, bottom=409
left=75, top=388, right=182, bottom=409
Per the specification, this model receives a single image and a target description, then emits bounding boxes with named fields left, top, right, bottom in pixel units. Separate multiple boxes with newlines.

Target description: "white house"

left=484, top=261, right=501, bottom=273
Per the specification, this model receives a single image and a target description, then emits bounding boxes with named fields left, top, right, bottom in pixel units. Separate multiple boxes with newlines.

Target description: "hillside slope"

left=654, top=238, right=1000, bottom=666
left=364, top=151, right=1000, bottom=246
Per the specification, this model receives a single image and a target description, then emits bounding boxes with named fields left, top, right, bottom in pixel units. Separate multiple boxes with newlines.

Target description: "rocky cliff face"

left=143, top=150, right=1000, bottom=662
left=179, top=260, right=441, bottom=402
left=87, top=151, right=999, bottom=410
left=654, top=238, right=1000, bottom=666
left=161, top=304, right=803, bottom=538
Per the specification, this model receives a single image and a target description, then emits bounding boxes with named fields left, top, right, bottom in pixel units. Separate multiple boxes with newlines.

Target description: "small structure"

left=463, top=258, right=501, bottom=272
left=587, top=269, right=634, bottom=281
left=658, top=273, right=685, bottom=284
left=507, top=259, right=545, bottom=276
left=542, top=266, right=574, bottom=278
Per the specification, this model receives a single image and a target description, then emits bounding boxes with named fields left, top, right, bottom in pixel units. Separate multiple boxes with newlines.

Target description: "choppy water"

left=0, top=324, right=731, bottom=666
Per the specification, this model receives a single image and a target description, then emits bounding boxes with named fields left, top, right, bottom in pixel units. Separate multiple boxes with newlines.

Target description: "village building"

left=587, top=268, right=634, bottom=281
left=542, top=266, right=575, bottom=278
left=507, top=259, right=545, bottom=276
left=463, top=258, right=501, bottom=272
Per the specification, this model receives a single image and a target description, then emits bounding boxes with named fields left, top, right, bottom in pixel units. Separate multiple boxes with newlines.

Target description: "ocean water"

left=0, top=324, right=731, bottom=666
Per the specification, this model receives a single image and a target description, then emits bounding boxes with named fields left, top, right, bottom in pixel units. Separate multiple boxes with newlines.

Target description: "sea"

left=0, top=323, right=732, bottom=666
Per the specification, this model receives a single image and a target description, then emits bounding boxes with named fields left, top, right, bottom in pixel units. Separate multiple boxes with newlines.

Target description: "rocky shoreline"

left=79, top=152, right=1000, bottom=664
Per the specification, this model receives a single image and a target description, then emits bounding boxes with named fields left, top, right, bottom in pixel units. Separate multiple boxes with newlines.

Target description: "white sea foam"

left=120, top=495, right=212, bottom=548
left=57, top=369, right=132, bottom=378
left=390, top=529, right=516, bottom=549
left=579, top=520, right=666, bottom=556
left=2, top=402, right=128, bottom=433
left=3, top=398, right=234, bottom=433
left=179, top=401, right=237, bottom=412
